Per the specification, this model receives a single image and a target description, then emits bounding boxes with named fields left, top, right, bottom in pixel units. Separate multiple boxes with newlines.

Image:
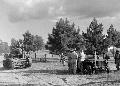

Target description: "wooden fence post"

left=95, top=51, right=97, bottom=68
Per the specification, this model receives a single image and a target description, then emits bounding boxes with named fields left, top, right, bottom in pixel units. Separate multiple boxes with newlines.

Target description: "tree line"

left=10, top=30, right=44, bottom=56
left=46, top=18, right=120, bottom=55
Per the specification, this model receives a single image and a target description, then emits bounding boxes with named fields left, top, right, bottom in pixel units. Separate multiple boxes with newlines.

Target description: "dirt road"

left=0, top=56, right=120, bottom=86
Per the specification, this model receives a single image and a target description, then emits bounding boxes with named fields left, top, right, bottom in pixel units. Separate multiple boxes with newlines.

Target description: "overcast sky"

left=0, top=0, right=120, bottom=45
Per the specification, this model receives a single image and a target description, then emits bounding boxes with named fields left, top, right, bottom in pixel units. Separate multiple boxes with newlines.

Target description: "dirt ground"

left=0, top=55, right=120, bottom=86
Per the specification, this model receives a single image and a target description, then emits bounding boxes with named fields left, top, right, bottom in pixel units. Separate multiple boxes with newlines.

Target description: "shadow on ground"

left=0, top=84, right=40, bottom=86
left=32, top=60, right=58, bottom=63
left=0, top=67, right=7, bottom=71
left=23, top=69, right=69, bottom=75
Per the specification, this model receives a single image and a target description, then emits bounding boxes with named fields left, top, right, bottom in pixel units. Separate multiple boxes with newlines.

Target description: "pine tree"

left=47, top=18, right=84, bottom=54
left=82, top=18, right=106, bottom=55
left=106, top=24, right=120, bottom=47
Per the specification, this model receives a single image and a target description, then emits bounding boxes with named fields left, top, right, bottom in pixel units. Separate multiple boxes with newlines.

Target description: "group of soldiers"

left=60, top=49, right=86, bottom=74
left=59, top=49, right=120, bottom=75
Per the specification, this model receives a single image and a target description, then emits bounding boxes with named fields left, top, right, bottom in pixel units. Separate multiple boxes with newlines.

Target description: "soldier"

left=60, top=53, right=64, bottom=62
left=77, top=50, right=86, bottom=74
left=67, top=49, right=78, bottom=74
left=67, top=50, right=72, bottom=73
left=103, top=52, right=110, bottom=73
left=77, top=51, right=82, bottom=74
left=114, top=50, right=120, bottom=70
left=60, top=53, right=65, bottom=66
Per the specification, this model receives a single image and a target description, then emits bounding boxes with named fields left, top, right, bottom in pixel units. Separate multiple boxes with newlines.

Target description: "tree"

left=32, top=35, right=44, bottom=59
left=23, top=31, right=44, bottom=53
left=33, top=35, right=44, bottom=52
left=9, top=30, right=44, bottom=59
left=106, top=24, right=120, bottom=47
left=23, top=30, right=34, bottom=53
left=10, top=38, right=21, bottom=55
left=47, top=18, right=84, bottom=54
left=82, top=18, right=107, bottom=55
left=23, top=30, right=44, bottom=59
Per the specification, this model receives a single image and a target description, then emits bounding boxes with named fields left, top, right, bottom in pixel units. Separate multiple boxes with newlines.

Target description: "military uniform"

left=68, top=50, right=78, bottom=74
left=114, top=50, right=120, bottom=70
left=77, top=50, right=86, bottom=74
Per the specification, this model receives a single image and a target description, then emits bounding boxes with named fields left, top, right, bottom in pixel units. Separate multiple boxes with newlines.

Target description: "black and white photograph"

left=0, top=0, right=120, bottom=86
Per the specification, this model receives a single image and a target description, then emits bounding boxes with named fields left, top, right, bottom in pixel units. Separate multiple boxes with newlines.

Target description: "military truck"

left=3, top=48, right=32, bottom=69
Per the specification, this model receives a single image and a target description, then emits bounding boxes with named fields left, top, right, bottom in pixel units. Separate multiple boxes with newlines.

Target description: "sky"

left=0, top=0, right=120, bottom=45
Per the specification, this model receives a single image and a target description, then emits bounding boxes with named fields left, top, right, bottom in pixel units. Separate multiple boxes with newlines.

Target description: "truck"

left=3, top=49, right=32, bottom=69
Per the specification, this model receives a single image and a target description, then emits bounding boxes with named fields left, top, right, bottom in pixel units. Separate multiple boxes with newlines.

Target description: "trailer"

left=77, top=55, right=110, bottom=74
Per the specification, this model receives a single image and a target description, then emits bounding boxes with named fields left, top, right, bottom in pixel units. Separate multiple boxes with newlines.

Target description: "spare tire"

left=3, top=59, right=13, bottom=69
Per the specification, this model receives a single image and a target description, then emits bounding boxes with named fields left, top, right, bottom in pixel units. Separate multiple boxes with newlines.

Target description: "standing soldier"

left=114, top=50, right=120, bottom=70
left=60, top=53, right=64, bottom=62
left=104, top=52, right=110, bottom=73
left=77, top=51, right=82, bottom=74
left=68, top=49, right=78, bottom=74
left=77, top=50, right=86, bottom=74
left=67, top=50, right=72, bottom=74
left=60, top=53, right=65, bottom=66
